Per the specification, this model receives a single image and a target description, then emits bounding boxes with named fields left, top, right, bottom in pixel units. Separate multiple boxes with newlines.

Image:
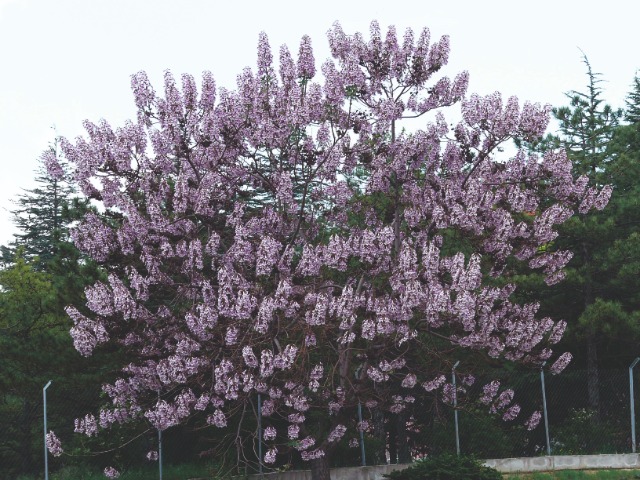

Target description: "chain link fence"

left=417, top=366, right=632, bottom=460
left=0, top=381, right=215, bottom=480
left=3, top=364, right=640, bottom=479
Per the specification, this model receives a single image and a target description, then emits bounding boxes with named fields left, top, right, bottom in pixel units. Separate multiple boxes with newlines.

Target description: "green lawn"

left=16, top=462, right=213, bottom=480
left=505, top=469, right=640, bottom=479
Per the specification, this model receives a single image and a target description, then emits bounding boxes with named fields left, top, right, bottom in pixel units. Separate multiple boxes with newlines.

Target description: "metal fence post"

left=43, top=380, right=52, bottom=480
left=158, top=427, right=163, bottom=480
left=158, top=392, right=163, bottom=480
left=258, top=394, right=263, bottom=476
left=540, top=362, right=551, bottom=456
left=630, top=358, right=640, bottom=453
left=357, top=402, right=366, bottom=466
left=452, top=361, right=460, bottom=456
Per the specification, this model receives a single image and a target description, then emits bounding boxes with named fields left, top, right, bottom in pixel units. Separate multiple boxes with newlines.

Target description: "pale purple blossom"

left=422, top=375, right=446, bottom=392
left=45, top=431, right=63, bottom=457
left=525, top=411, right=542, bottom=430
left=242, top=346, right=259, bottom=368
left=550, top=352, right=572, bottom=374
left=104, top=466, right=120, bottom=478
left=207, top=409, right=227, bottom=428
left=296, top=436, right=316, bottom=451
left=264, top=447, right=278, bottom=464
left=288, top=424, right=300, bottom=439
left=502, top=404, right=521, bottom=421
left=225, top=326, right=239, bottom=345
left=462, top=375, right=475, bottom=386
left=297, top=35, right=316, bottom=79
left=261, top=399, right=275, bottom=416
left=146, top=450, right=159, bottom=461
left=480, top=381, right=500, bottom=404
left=491, top=389, right=514, bottom=413
left=74, top=414, right=98, bottom=437
left=263, top=426, right=277, bottom=440
left=288, top=413, right=305, bottom=423
left=327, top=424, right=347, bottom=442
left=401, top=373, right=417, bottom=388
left=301, top=449, right=325, bottom=461
left=442, top=383, right=455, bottom=404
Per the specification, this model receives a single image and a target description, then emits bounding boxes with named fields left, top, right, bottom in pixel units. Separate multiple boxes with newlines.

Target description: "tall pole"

left=540, top=362, right=551, bottom=456
left=357, top=402, right=366, bottom=466
left=452, top=361, right=460, bottom=456
left=43, top=380, right=52, bottom=480
left=157, top=392, right=163, bottom=480
left=630, top=358, right=640, bottom=453
left=158, top=428, right=163, bottom=480
left=258, top=394, right=263, bottom=476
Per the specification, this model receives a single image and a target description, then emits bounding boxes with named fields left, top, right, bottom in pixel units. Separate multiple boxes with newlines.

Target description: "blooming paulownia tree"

left=46, top=21, right=610, bottom=479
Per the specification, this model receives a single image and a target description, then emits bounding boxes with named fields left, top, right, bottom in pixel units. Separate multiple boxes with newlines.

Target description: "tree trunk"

left=21, top=399, right=33, bottom=474
left=371, top=408, right=387, bottom=465
left=388, top=418, right=397, bottom=464
left=309, top=455, right=331, bottom=480
left=582, top=243, right=600, bottom=422
left=395, top=411, right=411, bottom=464
left=583, top=244, right=600, bottom=419
left=586, top=331, right=600, bottom=417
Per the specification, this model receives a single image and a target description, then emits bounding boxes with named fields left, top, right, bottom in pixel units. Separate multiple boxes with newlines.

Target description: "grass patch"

left=505, top=469, right=640, bottom=479
left=16, top=462, right=214, bottom=480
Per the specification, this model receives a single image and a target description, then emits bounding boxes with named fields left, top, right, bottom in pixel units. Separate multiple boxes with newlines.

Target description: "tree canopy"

left=44, top=21, right=610, bottom=479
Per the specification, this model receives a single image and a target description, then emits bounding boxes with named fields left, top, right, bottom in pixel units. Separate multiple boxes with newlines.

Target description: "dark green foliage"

left=551, top=408, right=621, bottom=455
left=0, top=148, right=110, bottom=478
left=1, top=143, right=76, bottom=270
left=625, top=73, right=640, bottom=124
left=384, top=454, right=502, bottom=480
left=511, top=57, right=640, bottom=436
left=552, top=55, right=622, bottom=178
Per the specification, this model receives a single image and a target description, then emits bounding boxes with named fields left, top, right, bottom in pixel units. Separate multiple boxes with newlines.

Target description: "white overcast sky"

left=0, top=0, right=638, bottom=247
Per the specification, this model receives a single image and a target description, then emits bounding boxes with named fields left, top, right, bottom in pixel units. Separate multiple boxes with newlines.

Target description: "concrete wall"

left=485, top=453, right=640, bottom=473
left=243, top=454, right=640, bottom=480
left=245, top=464, right=408, bottom=480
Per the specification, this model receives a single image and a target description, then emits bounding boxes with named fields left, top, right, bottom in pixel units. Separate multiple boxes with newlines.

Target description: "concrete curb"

left=485, top=453, right=640, bottom=473
left=243, top=454, right=640, bottom=480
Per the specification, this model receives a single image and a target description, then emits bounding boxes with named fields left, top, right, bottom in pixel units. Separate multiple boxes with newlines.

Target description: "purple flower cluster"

left=45, top=431, right=63, bottom=457
left=146, top=450, right=159, bottom=461
left=104, top=467, right=120, bottom=478
left=74, top=414, right=98, bottom=437
left=327, top=424, right=347, bottom=443
left=264, top=448, right=278, bottom=464
left=550, top=352, right=573, bottom=374
left=525, top=411, right=542, bottom=430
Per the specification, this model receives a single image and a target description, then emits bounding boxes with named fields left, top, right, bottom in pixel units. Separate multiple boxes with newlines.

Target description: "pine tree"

left=625, top=72, right=640, bottom=124
left=536, top=56, right=634, bottom=419
left=1, top=141, right=75, bottom=270
left=553, top=55, right=622, bottom=179
left=0, top=144, right=110, bottom=477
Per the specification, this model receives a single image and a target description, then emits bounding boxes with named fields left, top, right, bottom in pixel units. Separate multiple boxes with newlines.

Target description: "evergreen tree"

left=0, top=145, right=113, bottom=477
left=0, top=252, right=61, bottom=477
left=1, top=141, right=75, bottom=270
left=553, top=56, right=621, bottom=417
left=625, top=72, right=640, bottom=124
left=553, top=55, right=622, bottom=178
left=529, top=57, right=640, bottom=421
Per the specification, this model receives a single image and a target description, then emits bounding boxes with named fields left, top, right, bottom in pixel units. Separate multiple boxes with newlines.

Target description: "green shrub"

left=384, top=454, right=502, bottom=480
left=552, top=408, right=623, bottom=454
